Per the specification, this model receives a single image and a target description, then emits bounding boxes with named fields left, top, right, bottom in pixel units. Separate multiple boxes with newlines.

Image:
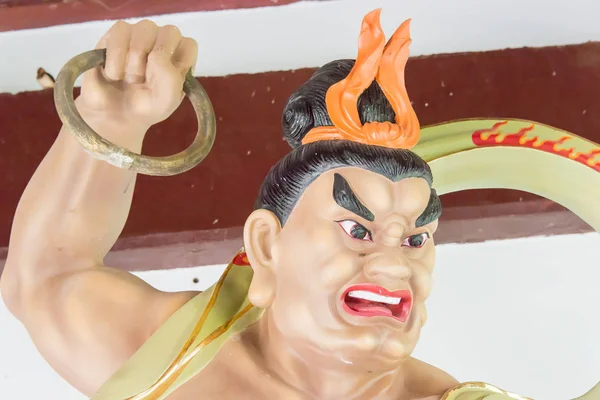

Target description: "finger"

left=125, top=19, right=159, bottom=84
left=172, top=37, right=198, bottom=79
left=149, top=25, right=182, bottom=62
left=95, top=30, right=109, bottom=50
left=103, top=20, right=132, bottom=81
left=147, top=25, right=182, bottom=88
left=81, top=21, right=125, bottom=95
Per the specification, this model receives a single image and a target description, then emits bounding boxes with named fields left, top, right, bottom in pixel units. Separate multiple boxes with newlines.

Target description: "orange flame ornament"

left=302, top=9, right=420, bottom=149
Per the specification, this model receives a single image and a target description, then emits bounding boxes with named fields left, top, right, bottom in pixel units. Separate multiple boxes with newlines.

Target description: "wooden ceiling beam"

left=1, top=42, right=599, bottom=272
left=0, top=0, right=315, bottom=32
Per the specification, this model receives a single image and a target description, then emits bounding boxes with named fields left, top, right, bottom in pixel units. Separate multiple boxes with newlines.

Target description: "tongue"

left=345, top=297, right=394, bottom=316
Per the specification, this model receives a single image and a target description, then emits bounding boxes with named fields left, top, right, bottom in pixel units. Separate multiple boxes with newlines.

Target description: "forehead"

left=299, top=167, right=431, bottom=220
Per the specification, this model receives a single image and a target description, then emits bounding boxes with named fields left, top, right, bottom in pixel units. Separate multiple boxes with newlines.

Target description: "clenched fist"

left=78, top=20, right=198, bottom=129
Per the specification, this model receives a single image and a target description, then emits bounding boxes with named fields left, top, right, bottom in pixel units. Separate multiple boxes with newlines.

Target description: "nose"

left=381, top=221, right=405, bottom=247
left=363, top=252, right=412, bottom=282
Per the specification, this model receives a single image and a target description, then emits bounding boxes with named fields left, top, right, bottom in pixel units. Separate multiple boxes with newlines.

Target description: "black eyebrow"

left=415, top=188, right=442, bottom=227
left=332, top=173, right=374, bottom=222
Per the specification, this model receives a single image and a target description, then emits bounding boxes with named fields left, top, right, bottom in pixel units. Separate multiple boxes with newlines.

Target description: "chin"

left=330, top=329, right=419, bottom=369
left=342, top=310, right=423, bottom=358
left=380, top=335, right=418, bottom=361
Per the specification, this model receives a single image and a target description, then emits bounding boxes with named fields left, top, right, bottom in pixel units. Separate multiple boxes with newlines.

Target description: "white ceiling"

left=1, top=0, right=600, bottom=93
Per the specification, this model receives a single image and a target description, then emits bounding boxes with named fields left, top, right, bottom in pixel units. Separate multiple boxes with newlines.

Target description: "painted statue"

left=1, top=8, right=599, bottom=400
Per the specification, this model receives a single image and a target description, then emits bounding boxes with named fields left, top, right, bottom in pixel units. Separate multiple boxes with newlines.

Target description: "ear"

left=243, top=209, right=281, bottom=308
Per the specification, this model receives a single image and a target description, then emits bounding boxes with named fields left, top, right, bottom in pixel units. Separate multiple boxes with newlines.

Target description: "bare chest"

left=161, top=342, right=449, bottom=400
left=164, top=342, right=305, bottom=400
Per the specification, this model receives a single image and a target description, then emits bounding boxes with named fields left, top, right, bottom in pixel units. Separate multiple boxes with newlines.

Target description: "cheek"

left=273, top=298, right=318, bottom=334
left=423, top=243, right=436, bottom=267
left=293, top=222, right=359, bottom=288
left=275, top=220, right=334, bottom=266
left=275, top=222, right=347, bottom=290
left=320, top=251, right=360, bottom=290
left=411, top=250, right=436, bottom=299
left=414, top=273, right=433, bottom=300
left=308, top=222, right=342, bottom=252
left=274, top=220, right=361, bottom=322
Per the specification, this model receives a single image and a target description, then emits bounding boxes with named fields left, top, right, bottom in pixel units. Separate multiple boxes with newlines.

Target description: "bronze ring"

left=53, top=48, right=216, bottom=176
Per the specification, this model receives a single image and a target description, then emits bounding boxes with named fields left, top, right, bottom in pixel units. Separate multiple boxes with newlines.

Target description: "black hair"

left=254, top=59, right=442, bottom=227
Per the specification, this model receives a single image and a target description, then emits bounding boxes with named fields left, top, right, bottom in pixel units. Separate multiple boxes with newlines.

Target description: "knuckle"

left=133, top=19, right=158, bottom=37
left=148, top=49, right=167, bottom=59
left=135, top=19, right=157, bottom=28
left=163, top=24, right=180, bottom=31
left=182, top=37, right=198, bottom=50
left=161, top=24, right=182, bottom=37
left=113, top=20, right=131, bottom=29
left=176, top=38, right=198, bottom=63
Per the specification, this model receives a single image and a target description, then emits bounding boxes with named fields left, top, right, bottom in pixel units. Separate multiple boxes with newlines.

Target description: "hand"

left=78, top=20, right=198, bottom=129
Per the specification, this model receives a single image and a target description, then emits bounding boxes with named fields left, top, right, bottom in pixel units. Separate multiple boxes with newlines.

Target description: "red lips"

left=341, top=284, right=412, bottom=322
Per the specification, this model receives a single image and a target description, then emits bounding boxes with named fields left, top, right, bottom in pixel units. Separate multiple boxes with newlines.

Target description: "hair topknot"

left=257, top=57, right=441, bottom=227
left=281, top=59, right=396, bottom=149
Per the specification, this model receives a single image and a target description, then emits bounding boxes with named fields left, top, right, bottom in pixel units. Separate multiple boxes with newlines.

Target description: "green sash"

left=92, top=251, right=264, bottom=399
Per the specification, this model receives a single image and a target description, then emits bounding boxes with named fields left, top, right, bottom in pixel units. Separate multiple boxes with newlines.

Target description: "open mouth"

left=341, top=284, right=412, bottom=322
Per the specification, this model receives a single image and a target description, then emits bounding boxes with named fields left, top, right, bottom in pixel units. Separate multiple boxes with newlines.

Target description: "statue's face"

left=245, top=166, right=437, bottom=369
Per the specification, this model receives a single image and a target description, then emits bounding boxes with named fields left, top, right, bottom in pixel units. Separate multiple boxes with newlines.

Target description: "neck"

left=245, top=311, right=408, bottom=400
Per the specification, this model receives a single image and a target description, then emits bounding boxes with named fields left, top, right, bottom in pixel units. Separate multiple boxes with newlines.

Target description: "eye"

left=337, top=220, right=372, bottom=242
left=402, top=232, right=430, bottom=248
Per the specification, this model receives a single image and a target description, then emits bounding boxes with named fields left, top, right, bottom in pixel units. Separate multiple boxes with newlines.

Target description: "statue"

left=1, top=8, right=599, bottom=400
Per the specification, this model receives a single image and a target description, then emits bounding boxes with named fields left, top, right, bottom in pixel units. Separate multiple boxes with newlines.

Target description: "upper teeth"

left=347, top=290, right=401, bottom=305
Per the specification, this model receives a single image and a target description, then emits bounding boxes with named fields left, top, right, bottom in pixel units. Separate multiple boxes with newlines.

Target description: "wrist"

left=74, top=97, right=151, bottom=143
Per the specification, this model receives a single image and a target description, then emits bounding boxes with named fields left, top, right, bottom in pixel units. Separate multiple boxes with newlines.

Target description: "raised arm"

left=0, top=20, right=200, bottom=395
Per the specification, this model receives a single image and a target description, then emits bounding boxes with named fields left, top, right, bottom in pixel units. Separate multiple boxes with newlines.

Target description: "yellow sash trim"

left=442, top=381, right=600, bottom=400
left=441, top=382, right=533, bottom=400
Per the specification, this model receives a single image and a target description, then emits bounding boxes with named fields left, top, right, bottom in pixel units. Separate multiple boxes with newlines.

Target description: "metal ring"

left=53, top=48, right=216, bottom=176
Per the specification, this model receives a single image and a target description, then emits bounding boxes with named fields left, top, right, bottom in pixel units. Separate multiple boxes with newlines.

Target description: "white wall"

left=2, top=0, right=600, bottom=93
left=2, top=233, right=599, bottom=400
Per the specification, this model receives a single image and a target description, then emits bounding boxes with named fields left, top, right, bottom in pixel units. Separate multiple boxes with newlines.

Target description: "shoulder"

left=402, top=358, right=533, bottom=400
left=403, top=357, right=459, bottom=400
